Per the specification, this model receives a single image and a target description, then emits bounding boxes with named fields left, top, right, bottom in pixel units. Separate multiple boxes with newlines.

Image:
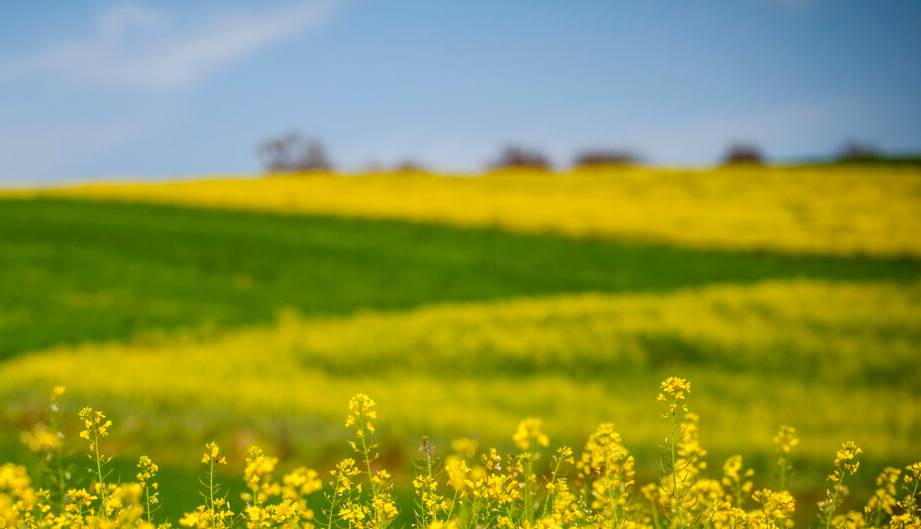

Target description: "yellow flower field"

left=3, top=380, right=920, bottom=529
left=2, top=168, right=919, bottom=527
left=9, top=165, right=921, bottom=256
left=2, top=279, right=918, bottom=469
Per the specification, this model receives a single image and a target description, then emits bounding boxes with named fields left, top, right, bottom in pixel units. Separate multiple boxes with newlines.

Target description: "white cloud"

left=0, top=1, right=338, bottom=89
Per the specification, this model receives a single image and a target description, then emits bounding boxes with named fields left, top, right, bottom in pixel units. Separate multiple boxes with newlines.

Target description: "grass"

left=1, top=197, right=920, bottom=359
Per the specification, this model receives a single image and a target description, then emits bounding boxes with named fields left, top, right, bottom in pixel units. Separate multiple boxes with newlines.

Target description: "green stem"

left=93, top=428, right=107, bottom=518
left=360, top=434, right=375, bottom=492
left=209, top=458, right=216, bottom=529
left=605, top=450, right=620, bottom=529
left=446, top=489, right=460, bottom=521
left=144, top=485, right=152, bottom=523
left=524, top=456, right=533, bottom=524
left=55, top=455, right=66, bottom=509
left=778, top=458, right=787, bottom=492
left=358, top=426, right=381, bottom=529
left=49, top=409, right=67, bottom=509
left=470, top=497, right=481, bottom=529
left=735, top=479, right=744, bottom=509
left=423, top=448, right=434, bottom=525
left=650, top=498, right=662, bottom=529
left=670, top=410, right=682, bottom=529
left=540, top=456, right=564, bottom=520
left=326, top=491, right=341, bottom=529
left=822, top=474, right=845, bottom=529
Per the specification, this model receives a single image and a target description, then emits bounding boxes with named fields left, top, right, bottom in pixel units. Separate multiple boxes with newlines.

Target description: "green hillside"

left=2, top=197, right=919, bottom=359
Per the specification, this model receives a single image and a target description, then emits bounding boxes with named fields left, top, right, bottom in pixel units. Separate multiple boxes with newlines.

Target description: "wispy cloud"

left=0, top=1, right=338, bottom=90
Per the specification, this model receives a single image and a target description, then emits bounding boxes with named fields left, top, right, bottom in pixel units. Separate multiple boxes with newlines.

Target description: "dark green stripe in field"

left=1, top=197, right=919, bottom=359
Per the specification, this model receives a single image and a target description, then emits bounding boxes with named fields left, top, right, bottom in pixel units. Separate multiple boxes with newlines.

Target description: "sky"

left=1, top=0, right=920, bottom=183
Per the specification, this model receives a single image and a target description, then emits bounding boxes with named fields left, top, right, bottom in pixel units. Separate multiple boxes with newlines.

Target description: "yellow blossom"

left=19, top=425, right=61, bottom=453
left=201, top=441, right=227, bottom=466
left=513, top=417, right=549, bottom=451
left=77, top=407, right=112, bottom=452
left=345, top=393, right=377, bottom=438
left=657, top=376, right=691, bottom=414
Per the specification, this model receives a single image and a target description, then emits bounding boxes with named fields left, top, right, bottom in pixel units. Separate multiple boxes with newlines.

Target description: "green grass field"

left=2, top=197, right=919, bottom=358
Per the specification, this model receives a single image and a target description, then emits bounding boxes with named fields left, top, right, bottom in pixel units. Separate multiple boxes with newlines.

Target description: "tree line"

left=258, top=132, right=900, bottom=173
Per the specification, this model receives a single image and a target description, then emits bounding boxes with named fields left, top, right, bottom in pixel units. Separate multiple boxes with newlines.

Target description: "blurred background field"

left=14, top=165, right=921, bottom=256
left=1, top=165, right=920, bottom=520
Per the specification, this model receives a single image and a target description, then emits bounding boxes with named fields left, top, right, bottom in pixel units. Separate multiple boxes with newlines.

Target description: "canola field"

left=12, top=165, right=921, bottom=256
left=1, top=165, right=920, bottom=525
left=5, top=380, right=919, bottom=529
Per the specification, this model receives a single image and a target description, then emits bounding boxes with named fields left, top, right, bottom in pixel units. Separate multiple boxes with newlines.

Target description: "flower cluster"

left=773, top=426, right=799, bottom=490
left=136, top=455, right=160, bottom=524
left=334, top=394, right=398, bottom=529
left=2, top=378, right=920, bottom=529
left=202, top=441, right=228, bottom=466
left=235, top=446, right=321, bottom=529
left=345, top=393, right=377, bottom=439
left=512, top=418, right=550, bottom=452
left=657, top=376, right=692, bottom=415
left=78, top=406, right=112, bottom=452
left=832, top=442, right=864, bottom=481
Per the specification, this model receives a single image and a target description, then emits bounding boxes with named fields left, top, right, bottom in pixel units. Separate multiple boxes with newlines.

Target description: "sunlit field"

left=3, top=279, right=919, bottom=460
left=1, top=165, right=920, bottom=526
left=9, top=165, right=921, bottom=256
left=1, top=197, right=917, bottom=358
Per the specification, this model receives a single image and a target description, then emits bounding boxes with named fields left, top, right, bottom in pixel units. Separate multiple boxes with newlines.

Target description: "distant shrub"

left=490, top=145, right=553, bottom=170
left=394, top=160, right=427, bottom=173
left=258, top=132, right=332, bottom=173
left=722, top=143, right=765, bottom=165
left=573, top=148, right=641, bottom=167
left=362, top=160, right=386, bottom=173
left=837, top=141, right=882, bottom=163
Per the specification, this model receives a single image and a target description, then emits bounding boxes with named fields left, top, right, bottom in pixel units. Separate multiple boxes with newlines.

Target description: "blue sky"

left=2, top=0, right=920, bottom=183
